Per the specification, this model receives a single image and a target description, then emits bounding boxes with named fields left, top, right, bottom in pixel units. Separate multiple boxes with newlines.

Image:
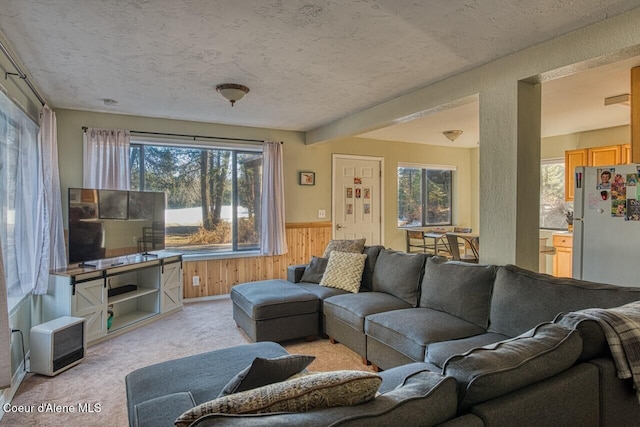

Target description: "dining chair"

left=445, top=233, right=478, bottom=263
left=406, top=230, right=434, bottom=254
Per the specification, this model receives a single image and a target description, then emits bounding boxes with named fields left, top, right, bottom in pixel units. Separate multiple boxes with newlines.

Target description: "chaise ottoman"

left=231, top=279, right=320, bottom=342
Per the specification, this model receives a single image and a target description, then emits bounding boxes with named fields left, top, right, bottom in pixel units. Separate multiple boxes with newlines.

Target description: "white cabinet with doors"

left=43, top=252, right=183, bottom=345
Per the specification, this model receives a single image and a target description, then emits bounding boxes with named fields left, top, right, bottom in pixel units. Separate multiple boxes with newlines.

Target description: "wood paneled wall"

left=183, top=222, right=332, bottom=298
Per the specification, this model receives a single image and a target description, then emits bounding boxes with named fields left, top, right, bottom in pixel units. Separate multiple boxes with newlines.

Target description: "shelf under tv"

left=108, top=287, right=158, bottom=305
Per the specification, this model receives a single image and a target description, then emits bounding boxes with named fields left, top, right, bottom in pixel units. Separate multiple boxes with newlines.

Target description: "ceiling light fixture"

left=604, top=94, right=630, bottom=106
left=442, top=130, right=463, bottom=142
left=216, top=83, right=250, bottom=107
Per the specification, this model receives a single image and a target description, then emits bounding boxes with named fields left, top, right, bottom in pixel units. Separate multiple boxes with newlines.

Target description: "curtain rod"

left=0, top=40, right=46, bottom=107
left=81, top=127, right=280, bottom=144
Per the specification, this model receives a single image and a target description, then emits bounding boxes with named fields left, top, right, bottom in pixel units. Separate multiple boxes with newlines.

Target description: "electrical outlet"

left=192, top=276, right=200, bottom=286
left=318, top=209, right=326, bottom=218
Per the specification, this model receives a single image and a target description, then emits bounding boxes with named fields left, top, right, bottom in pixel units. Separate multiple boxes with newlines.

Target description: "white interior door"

left=332, top=155, right=383, bottom=245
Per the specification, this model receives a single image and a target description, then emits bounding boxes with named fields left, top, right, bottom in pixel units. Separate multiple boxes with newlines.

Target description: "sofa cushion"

left=324, top=292, right=412, bottom=330
left=554, top=313, right=610, bottom=361
left=489, top=264, right=640, bottom=337
left=426, top=332, right=510, bottom=368
left=218, top=354, right=316, bottom=397
left=189, top=371, right=458, bottom=427
left=300, top=256, right=328, bottom=284
left=134, top=392, right=196, bottom=427
left=125, top=342, right=289, bottom=427
left=296, top=283, right=349, bottom=301
left=365, top=308, right=487, bottom=362
left=372, top=249, right=427, bottom=307
left=322, top=238, right=366, bottom=257
left=230, top=280, right=319, bottom=321
left=420, top=258, right=496, bottom=328
left=320, top=251, right=367, bottom=293
left=175, top=370, right=381, bottom=427
left=443, top=323, right=582, bottom=411
left=361, top=245, right=384, bottom=291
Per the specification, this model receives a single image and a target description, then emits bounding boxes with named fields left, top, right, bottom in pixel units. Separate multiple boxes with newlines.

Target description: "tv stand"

left=78, top=262, right=97, bottom=268
left=43, top=252, right=183, bottom=345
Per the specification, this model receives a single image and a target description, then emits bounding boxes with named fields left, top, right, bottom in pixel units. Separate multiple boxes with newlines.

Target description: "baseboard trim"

left=184, top=294, right=230, bottom=303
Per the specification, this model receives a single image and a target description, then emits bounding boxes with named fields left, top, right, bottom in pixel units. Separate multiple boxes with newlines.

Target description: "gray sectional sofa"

left=128, top=246, right=640, bottom=426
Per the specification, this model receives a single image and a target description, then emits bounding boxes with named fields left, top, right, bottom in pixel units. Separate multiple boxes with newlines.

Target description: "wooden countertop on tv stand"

left=51, top=251, right=182, bottom=277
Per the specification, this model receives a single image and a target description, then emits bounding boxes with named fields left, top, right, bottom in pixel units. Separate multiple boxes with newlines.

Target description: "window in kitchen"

left=540, top=158, right=573, bottom=230
left=398, top=164, right=453, bottom=227
left=129, top=140, right=263, bottom=254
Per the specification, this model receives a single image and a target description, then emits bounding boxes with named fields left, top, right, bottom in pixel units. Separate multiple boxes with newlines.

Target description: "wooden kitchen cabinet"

left=552, top=234, right=573, bottom=278
left=588, top=145, right=621, bottom=166
left=565, top=144, right=630, bottom=201
left=565, top=149, right=588, bottom=202
left=622, top=144, right=632, bottom=164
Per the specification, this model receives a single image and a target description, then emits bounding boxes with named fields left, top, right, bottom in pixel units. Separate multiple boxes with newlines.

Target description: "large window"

left=540, top=158, right=573, bottom=229
left=398, top=165, right=453, bottom=227
left=130, top=141, right=262, bottom=253
left=0, top=93, right=41, bottom=310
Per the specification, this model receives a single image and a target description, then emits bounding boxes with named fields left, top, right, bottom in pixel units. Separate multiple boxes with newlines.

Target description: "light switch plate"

left=318, top=209, right=326, bottom=218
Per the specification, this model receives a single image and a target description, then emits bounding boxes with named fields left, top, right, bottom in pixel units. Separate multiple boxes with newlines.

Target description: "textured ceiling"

left=0, top=1, right=639, bottom=139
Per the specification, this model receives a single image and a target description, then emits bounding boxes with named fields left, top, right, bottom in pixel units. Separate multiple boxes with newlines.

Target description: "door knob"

left=336, top=224, right=344, bottom=230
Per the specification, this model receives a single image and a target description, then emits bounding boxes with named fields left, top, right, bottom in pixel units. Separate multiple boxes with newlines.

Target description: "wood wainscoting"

left=183, top=222, right=333, bottom=299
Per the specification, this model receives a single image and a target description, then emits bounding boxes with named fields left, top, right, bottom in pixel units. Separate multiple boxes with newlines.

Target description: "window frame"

left=397, top=162, right=455, bottom=228
left=129, top=137, right=263, bottom=255
left=540, top=157, right=572, bottom=231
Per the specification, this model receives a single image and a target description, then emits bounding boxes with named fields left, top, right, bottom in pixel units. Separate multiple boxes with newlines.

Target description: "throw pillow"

left=300, top=256, right=329, bottom=284
left=371, top=249, right=427, bottom=307
left=217, top=354, right=315, bottom=397
left=319, top=251, right=367, bottom=293
left=419, top=258, right=497, bottom=328
left=322, top=238, right=366, bottom=258
left=176, top=370, right=382, bottom=427
left=443, top=323, right=582, bottom=412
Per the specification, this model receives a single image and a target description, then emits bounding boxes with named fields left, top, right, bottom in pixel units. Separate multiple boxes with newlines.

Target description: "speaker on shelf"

left=30, top=316, right=86, bottom=376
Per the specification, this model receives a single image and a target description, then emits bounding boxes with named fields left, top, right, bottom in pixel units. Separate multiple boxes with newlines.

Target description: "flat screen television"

left=68, top=188, right=166, bottom=264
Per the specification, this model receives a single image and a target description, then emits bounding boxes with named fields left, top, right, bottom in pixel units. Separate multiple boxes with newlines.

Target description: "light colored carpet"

left=1, top=298, right=372, bottom=427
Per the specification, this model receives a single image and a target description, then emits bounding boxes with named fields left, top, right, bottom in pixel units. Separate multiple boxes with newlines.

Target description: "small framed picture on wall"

left=299, top=171, right=315, bottom=186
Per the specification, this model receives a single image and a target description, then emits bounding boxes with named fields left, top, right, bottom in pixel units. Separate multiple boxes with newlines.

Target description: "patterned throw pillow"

left=322, top=238, right=366, bottom=258
left=218, top=354, right=316, bottom=397
left=175, top=370, right=382, bottom=427
left=319, top=251, right=367, bottom=293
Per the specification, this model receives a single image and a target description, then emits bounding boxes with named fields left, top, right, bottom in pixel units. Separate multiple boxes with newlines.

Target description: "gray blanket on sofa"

left=562, top=301, right=640, bottom=402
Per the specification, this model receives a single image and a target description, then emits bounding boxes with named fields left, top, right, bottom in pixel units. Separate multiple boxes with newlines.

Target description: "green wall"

left=56, top=109, right=474, bottom=252
left=541, top=125, right=630, bottom=159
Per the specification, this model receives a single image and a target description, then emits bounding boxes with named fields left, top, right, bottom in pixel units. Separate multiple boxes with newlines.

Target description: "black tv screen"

left=68, top=188, right=166, bottom=264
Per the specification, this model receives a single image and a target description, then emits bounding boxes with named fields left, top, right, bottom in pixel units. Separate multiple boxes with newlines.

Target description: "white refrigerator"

left=572, top=164, right=640, bottom=287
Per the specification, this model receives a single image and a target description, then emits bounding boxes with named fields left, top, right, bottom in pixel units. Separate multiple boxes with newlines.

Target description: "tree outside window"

left=398, top=166, right=452, bottom=227
left=130, top=142, right=262, bottom=253
left=540, top=159, right=573, bottom=229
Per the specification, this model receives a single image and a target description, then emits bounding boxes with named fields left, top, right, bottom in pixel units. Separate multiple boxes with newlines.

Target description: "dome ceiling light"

left=442, top=130, right=463, bottom=142
left=215, top=83, right=250, bottom=107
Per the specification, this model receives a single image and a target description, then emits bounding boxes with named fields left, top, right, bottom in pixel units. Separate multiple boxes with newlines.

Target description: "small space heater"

left=30, top=316, right=86, bottom=376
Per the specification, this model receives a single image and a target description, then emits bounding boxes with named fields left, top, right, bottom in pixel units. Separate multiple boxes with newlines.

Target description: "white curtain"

left=12, top=103, right=49, bottom=295
left=40, top=106, right=67, bottom=272
left=83, top=128, right=131, bottom=190
left=260, top=141, right=287, bottom=256
left=0, top=245, right=10, bottom=389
